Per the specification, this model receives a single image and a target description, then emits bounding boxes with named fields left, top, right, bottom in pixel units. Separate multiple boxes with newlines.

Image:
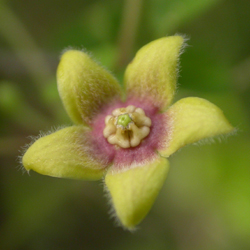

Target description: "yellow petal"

left=105, top=157, right=169, bottom=229
left=158, top=97, right=234, bottom=157
left=124, top=36, right=185, bottom=110
left=22, top=126, right=107, bottom=180
left=57, top=50, right=122, bottom=125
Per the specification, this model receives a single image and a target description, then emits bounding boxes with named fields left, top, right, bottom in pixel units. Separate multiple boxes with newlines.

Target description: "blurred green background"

left=0, top=0, right=250, bottom=249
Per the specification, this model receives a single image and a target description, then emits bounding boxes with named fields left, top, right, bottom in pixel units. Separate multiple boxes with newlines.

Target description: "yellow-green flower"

left=22, top=36, right=234, bottom=230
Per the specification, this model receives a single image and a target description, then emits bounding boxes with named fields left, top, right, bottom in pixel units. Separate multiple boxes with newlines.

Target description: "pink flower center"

left=88, top=97, right=170, bottom=170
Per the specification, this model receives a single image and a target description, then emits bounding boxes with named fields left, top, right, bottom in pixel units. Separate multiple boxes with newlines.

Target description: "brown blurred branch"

left=115, top=0, right=143, bottom=70
left=0, top=1, right=53, bottom=86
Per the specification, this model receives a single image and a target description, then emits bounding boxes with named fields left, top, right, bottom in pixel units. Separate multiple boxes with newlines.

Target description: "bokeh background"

left=0, top=0, right=250, bottom=249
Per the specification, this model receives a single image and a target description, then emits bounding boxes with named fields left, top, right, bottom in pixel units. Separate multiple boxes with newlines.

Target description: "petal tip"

left=21, top=127, right=107, bottom=180
left=105, top=158, right=169, bottom=229
left=159, top=97, right=235, bottom=157
left=125, top=35, right=186, bottom=109
left=57, top=48, right=122, bottom=125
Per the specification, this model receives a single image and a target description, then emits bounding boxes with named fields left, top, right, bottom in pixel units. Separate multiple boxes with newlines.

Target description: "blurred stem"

left=0, top=1, right=53, bottom=86
left=233, top=57, right=250, bottom=91
left=0, top=82, right=54, bottom=133
left=116, top=0, right=143, bottom=69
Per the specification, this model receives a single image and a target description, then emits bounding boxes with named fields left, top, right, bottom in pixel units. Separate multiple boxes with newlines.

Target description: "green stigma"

left=117, top=114, right=132, bottom=128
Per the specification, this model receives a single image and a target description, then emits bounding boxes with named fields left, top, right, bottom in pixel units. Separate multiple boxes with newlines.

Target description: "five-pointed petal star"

left=22, top=36, right=234, bottom=229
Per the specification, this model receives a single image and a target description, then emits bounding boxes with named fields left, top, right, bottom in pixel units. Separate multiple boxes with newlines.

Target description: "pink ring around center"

left=86, top=96, right=170, bottom=171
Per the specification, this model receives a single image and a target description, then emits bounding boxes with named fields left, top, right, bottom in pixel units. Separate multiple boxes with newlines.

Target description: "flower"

left=22, top=36, right=234, bottom=230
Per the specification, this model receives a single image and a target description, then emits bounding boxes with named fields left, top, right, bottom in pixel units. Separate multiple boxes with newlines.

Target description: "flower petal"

left=105, top=157, right=169, bottom=229
left=124, top=36, right=185, bottom=110
left=22, top=126, right=108, bottom=180
left=57, top=50, right=122, bottom=125
left=158, top=97, right=234, bottom=157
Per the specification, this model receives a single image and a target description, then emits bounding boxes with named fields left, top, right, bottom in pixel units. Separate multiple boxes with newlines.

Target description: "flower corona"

left=103, top=105, right=151, bottom=148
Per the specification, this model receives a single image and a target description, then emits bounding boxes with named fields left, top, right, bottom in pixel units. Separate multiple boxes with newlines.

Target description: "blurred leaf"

left=146, top=0, right=223, bottom=36
left=0, top=177, right=80, bottom=249
left=49, top=1, right=122, bottom=50
left=40, top=78, right=70, bottom=124
left=0, top=81, right=53, bottom=132
left=180, top=41, right=231, bottom=92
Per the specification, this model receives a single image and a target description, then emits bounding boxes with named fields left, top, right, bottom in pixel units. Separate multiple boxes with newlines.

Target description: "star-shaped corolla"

left=22, top=36, right=234, bottom=230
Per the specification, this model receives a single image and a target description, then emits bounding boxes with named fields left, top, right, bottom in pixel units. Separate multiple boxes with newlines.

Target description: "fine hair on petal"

left=193, top=127, right=237, bottom=147
left=18, top=125, right=68, bottom=174
left=102, top=178, right=138, bottom=232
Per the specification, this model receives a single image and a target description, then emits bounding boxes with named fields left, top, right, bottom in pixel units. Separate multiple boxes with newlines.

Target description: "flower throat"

left=103, top=105, right=152, bottom=148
